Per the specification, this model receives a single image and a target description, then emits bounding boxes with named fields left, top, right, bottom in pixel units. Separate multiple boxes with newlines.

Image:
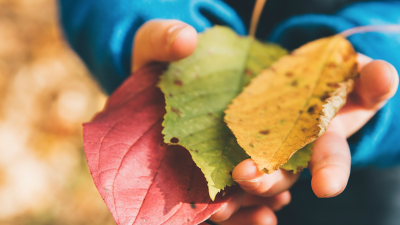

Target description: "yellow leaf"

left=225, top=35, right=358, bottom=173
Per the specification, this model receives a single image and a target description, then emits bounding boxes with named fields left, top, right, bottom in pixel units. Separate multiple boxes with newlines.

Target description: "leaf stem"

left=249, top=0, right=267, bottom=38
left=340, top=25, right=400, bottom=37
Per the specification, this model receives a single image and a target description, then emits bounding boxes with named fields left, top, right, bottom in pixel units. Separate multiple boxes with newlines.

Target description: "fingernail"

left=234, top=178, right=262, bottom=190
left=388, top=64, right=398, bottom=94
left=320, top=187, right=344, bottom=198
left=167, top=24, right=188, bottom=46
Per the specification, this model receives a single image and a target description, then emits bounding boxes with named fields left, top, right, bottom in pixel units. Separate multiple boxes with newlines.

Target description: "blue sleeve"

left=57, top=0, right=245, bottom=94
left=268, top=1, right=400, bottom=168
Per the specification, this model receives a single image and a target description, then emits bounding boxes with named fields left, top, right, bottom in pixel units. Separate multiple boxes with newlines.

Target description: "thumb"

left=132, top=20, right=197, bottom=72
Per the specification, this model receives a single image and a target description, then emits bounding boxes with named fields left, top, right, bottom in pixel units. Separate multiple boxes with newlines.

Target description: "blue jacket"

left=58, top=0, right=400, bottom=169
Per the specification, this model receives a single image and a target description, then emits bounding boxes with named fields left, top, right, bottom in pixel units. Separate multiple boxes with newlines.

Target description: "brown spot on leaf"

left=328, top=63, right=337, bottom=68
left=170, top=107, right=181, bottom=117
left=327, top=83, right=340, bottom=88
left=170, top=137, right=179, bottom=143
left=316, top=118, right=320, bottom=121
left=169, top=93, right=173, bottom=97
left=291, top=80, right=298, bottom=87
left=259, top=130, right=270, bottom=135
left=320, top=91, right=330, bottom=101
left=249, top=143, right=254, bottom=148
left=174, top=80, right=183, bottom=86
left=286, top=72, right=294, bottom=77
left=308, top=105, right=317, bottom=114
left=245, top=69, right=253, bottom=76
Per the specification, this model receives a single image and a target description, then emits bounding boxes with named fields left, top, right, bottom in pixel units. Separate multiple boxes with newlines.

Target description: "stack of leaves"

left=159, top=26, right=287, bottom=200
left=83, top=26, right=358, bottom=225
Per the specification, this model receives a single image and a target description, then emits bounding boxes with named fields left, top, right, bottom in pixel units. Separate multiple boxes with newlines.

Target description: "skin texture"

left=132, top=19, right=399, bottom=224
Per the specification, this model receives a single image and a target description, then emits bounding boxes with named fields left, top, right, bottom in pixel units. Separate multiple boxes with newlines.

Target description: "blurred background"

left=0, top=0, right=115, bottom=224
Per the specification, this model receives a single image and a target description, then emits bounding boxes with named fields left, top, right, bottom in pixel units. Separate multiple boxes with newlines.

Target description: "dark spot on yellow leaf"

left=170, top=137, right=179, bottom=143
left=190, top=202, right=196, bottom=209
left=343, top=54, right=351, bottom=62
left=302, top=128, right=307, bottom=132
left=249, top=143, right=254, bottom=148
left=299, top=110, right=303, bottom=114
left=307, top=105, right=317, bottom=114
left=327, top=83, right=340, bottom=88
left=316, top=118, right=320, bottom=121
left=174, top=80, right=183, bottom=86
left=259, top=130, right=270, bottom=135
left=169, top=93, right=173, bottom=97
left=291, top=80, right=298, bottom=87
left=320, top=91, right=330, bottom=101
left=286, top=72, right=294, bottom=77
left=328, top=63, right=337, bottom=68
left=305, top=85, right=310, bottom=90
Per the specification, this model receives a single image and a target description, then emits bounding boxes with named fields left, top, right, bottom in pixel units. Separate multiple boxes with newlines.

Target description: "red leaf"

left=83, top=64, right=238, bottom=225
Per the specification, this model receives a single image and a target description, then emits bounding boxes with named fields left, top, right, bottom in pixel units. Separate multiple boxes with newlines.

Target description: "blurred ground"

left=0, top=0, right=115, bottom=224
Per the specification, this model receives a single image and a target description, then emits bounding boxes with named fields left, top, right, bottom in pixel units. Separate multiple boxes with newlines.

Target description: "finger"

left=214, top=206, right=277, bottom=225
left=232, top=159, right=299, bottom=197
left=241, top=190, right=291, bottom=211
left=209, top=189, right=247, bottom=222
left=338, top=60, right=399, bottom=137
left=132, top=19, right=197, bottom=72
left=309, top=119, right=351, bottom=198
left=353, top=60, right=398, bottom=109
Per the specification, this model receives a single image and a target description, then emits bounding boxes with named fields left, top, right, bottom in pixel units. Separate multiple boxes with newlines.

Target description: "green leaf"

left=281, top=143, right=314, bottom=174
left=158, top=26, right=287, bottom=200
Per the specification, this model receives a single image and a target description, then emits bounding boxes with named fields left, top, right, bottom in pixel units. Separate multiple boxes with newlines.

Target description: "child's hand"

left=226, top=55, right=399, bottom=224
left=132, top=20, right=399, bottom=224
